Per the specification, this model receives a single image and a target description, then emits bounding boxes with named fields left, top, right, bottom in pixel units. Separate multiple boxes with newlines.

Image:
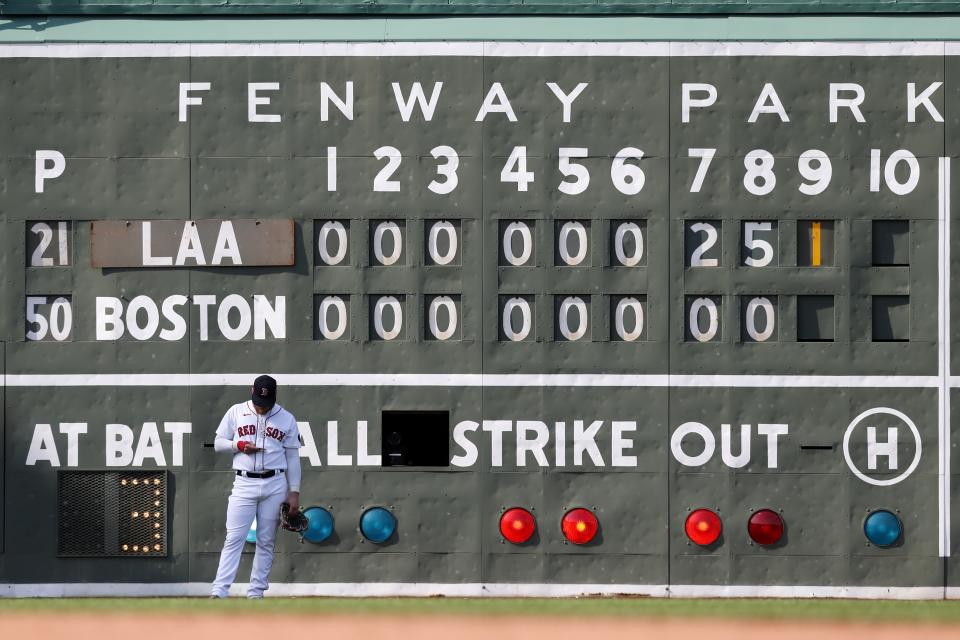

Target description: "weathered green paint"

left=0, top=46, right=952, bottom=596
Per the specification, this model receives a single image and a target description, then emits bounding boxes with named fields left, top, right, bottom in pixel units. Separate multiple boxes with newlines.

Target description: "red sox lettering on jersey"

left=215, top=402, right=300, bottom=473
left=236, top=424, right=287, bottom=440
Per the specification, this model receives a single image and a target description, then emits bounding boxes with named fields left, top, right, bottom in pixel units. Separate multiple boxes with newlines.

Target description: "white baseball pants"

left=211, top=472, right=287, bottom=598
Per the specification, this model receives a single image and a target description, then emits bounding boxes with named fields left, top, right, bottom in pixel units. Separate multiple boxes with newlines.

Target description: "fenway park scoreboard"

left=1, top=40, right=959, bottom=598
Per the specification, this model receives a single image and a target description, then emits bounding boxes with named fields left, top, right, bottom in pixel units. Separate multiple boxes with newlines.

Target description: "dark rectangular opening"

left=872, top=295, right=910, bottom=342
left=796, top=295, right=835, bottom=342
left=872, top=220, right=910, bottom=266
left=381, top=411, right=450, bottom=467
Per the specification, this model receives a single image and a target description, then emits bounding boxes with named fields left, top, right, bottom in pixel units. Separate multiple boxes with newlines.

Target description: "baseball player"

left=210, top=374, right=302, bottom=599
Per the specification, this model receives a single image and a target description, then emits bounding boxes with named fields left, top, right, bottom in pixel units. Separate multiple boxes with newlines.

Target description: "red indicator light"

left=561, top=508, right=599, bottom=545
left=685, top=509, right=722, bottom=546
left=499, top=507, right=536, bottom=544
left=747, top=509, right=784, bottom=546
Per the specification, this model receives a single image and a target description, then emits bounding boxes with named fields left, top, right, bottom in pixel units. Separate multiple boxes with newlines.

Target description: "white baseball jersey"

left=215, top=401, right=300, bottom=473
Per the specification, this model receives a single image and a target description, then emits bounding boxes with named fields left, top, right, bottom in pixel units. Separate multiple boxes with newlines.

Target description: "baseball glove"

left=280, top=502, right=309, bottom=535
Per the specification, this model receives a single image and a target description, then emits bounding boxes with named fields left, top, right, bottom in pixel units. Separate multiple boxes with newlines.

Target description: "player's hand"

left=285, top=492, right=300, bottom=513
left=237, top=442, right=262, bottom=454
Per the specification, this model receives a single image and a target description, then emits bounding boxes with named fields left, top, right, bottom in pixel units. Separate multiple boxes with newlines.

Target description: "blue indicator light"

left=360, top=507, right=396, bottom=543
left=302, top=507, right=335, bottom=544
left=864, top=510, right=902, bottom=547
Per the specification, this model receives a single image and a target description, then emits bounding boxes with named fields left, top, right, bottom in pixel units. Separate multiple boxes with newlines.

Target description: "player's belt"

left=236, top=469, right=285, bottom=479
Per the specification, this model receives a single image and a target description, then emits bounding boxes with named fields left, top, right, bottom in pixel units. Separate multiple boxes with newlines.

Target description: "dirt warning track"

left=2, top=613, right=960, bottom=640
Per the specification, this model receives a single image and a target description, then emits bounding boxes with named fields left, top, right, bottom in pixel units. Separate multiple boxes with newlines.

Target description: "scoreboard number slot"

left=426, top=220, right=459, bottom=266
left=28, top=221, right=71, bottom=267
left=556, top=221, right=589, bottom=266
left=743, top=296, right=777, bottom=343
left=687, top=221, right=721, bottom=267
left=426, top=295, right=460, bottom=341
left=371, top=295, right=405, bottom=341
left=25, top=295, right=73, bottom=341
left=500, top=296, right=534, bottom=342
left=612, top=222, right=645, bottom=267
left=871, top=295, right=910, bottom=342
left=798, top=220, right=835, bottom=267
left=500, top=221, right=535, bottom=266
left=315, top=295, right=349, bottom=341
left=686, top=296, right=721, bottom=342
left=371, top=220, right=405, bottom=266
left=612, top=296, right=645, bottom=342
left=556, top=295, right=590, bottom=341
left=742, top=222, right=777, bottom=267
left=316, top=220, right=349, bottom=266
left=872, top=220, right=910, bottom=267
left=797, top=295, right=836, bottom=342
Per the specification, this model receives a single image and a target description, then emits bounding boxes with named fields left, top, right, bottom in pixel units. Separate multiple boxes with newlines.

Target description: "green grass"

left=1, top=597, right=960, bottom=623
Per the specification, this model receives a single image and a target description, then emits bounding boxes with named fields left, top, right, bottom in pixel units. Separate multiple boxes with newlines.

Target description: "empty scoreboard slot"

left=796, top=295, right=835, bottom=342
left=872, top=221, right=910, bottom=266
left=872, top=295, right=910, bottom=342
left=381, top=411, right=450, bottom=467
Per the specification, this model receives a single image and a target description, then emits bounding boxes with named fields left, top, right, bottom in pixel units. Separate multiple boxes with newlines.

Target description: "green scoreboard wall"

left=0, top=39, right=958, bottom=598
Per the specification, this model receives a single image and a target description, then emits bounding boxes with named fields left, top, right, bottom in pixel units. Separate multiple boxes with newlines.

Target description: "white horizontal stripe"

left=668, top=375, right=936, bottom=388
left=667, top=585, right=944, bottom=600
left=0, top=43, right=191, bottom=58
left=483, top=42, right=668, bottom=57
left=191, top=42, right=486, bottom=58
left=0, top=42, right=954, bottom=59
left=2, top=373, right=938, bottom=388
left=0, top=583, right=212, bottom=598
left=0, top=582, right=944, bottom=599
left=671, top=41, right=947, bottom=57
